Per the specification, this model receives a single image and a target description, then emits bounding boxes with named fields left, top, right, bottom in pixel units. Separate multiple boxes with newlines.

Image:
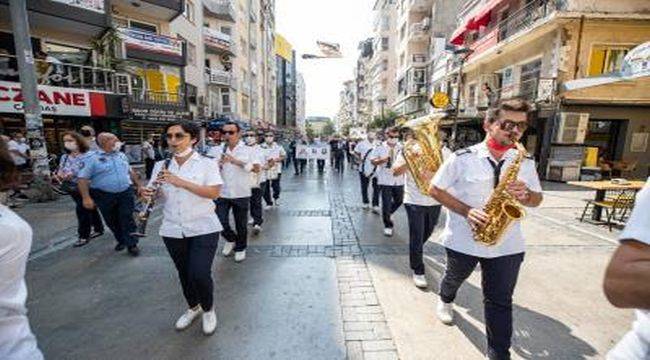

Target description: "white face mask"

left=64, top=141, right=78, bottom=151
left=245, top=136, right=256, bottom=145
left=265, top=137, right=274, bottom=144
left=174, top=146, right=193, bottom=158
left=113, top=141, right=123, bottom=152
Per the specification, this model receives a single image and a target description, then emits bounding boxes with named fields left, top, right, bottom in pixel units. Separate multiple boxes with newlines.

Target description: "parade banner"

left=296, top=145, right=330, bottom=160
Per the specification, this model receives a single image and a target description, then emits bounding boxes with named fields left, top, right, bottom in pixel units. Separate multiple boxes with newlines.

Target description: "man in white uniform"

left=604, top=178, right=650, bottom=360
left=371, top=127, right=404, bottom=237
left=354, top=132, right=380, bottom=211
left=261, top=132, right=286, bottom=207
left=430, top=99, right=543, bottom=360
left=244, top=130, right=266, bottom=234
left=7, top=132, right=30, bottom=171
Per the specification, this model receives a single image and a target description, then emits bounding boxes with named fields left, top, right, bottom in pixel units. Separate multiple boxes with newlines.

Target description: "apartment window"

left=381, top=37, right=389, bottom=51
left=129, top=20, right=157, bottom=34
left=588, top=45, right=631, bottom=76
left=221, top=26, right=232, bottom=35
left=220, top=88, right=231, bottom=113
left=186, top=40, right=196, bottom=66
left=183, top=0, right=195, bottom=23
left=204, top=22, right=210, bottom=28
left=242, top=95, right=249, bottom=116
left=240, top=37, right=247, bottom=53
left=400, top=24, right=406, bottom=40
left=400, top=53, right=405, bottom=67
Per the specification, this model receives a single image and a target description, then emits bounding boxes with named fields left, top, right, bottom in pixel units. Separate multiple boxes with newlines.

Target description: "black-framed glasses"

left=166, top=132, right=188, bottom=140
left=222, top=130, right=238, bottom=135
left=499, top=120, right=528, bottom=132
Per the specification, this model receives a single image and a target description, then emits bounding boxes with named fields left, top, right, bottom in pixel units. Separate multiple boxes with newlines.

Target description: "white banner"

left=118, top=28, right=183, bottom=58
left=296, top=144, right=330, bottom=160
left=0, top=81, right=91, bottom=116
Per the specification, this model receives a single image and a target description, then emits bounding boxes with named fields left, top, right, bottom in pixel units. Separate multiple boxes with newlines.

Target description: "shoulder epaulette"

left=454, top=148, right=473, bottom=156
left=524, top=154, right=534, bottom=160
left=202, top=154, right=215, bottom=159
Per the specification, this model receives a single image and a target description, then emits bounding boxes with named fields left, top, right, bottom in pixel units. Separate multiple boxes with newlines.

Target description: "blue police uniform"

left=78, top=150, right=138, bottom=249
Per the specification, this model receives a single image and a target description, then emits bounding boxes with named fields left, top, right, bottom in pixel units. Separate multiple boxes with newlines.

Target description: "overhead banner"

left=203, top=27, right=233, bottom=53
left=0, top=81, right=91, bottom=116
left=296, top=145, right=330, bottom=160
left=118, top=27, right=183, bottom=58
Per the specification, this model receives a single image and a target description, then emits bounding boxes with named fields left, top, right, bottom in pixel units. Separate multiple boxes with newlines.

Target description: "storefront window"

left=584, top=120, right=624, bottom=161
left=43, top=42, right=91, bottom=65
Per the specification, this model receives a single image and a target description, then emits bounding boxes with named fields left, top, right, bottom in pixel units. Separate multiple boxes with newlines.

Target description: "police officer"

left=78, top=132, right=143, bottom=256
left=370, top=127, right=404, bottom=237
left=429, top=98, right=543, bottom=360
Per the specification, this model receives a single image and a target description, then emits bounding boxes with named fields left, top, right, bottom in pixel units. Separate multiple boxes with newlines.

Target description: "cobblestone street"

left=24, top=166, right=631, bottom=359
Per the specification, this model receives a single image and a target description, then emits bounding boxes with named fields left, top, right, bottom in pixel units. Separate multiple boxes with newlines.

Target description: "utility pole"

left=9, top=0, right=54, bottom=200
left=450, top=47, right=473, bottom=150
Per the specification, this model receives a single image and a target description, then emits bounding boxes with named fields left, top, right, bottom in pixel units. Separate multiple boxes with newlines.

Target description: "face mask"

left=387, top=138, right=397, bottom=145
left=64, top=141, right=78, bottom=151
left=19, top=138, right=26, bottom=144
left=265, top=137, right=273, bottom=144
left=113, top=141, right=123, bottom=152
left=245, top=136, right=256, bottom=145
left=174, top=147, right=193, bottom=158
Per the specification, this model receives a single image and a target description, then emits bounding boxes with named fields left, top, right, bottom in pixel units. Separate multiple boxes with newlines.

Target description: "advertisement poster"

left=0, top=80, right=91, bottom=116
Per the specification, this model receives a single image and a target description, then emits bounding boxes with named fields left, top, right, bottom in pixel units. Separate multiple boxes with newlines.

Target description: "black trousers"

left=163, top=232, right=219, bottom=311
left=250, top=187, right=263, bottom=226
left=261, top=176, right=280, bottom=205
left=334, top=153, right=344, bottom=173
left=404, top=204, right=441, bottom=275
left=359, top=173, right=380, bottom=207
left=90, top=187, right=137, bottom=246
left=317, top=159, right=325, bottom=173
left=216, top=197, right=249, bottom=251
left=294, top=157, right=306, bottom=174
left=70, top=191, right=104, bottom=239
left=440, top=248, right=525, bottom=360
left=380, top=185, right=404, bottom=228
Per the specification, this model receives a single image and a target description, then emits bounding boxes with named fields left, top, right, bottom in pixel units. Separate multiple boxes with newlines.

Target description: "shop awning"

left=468, top=0, right=504, bottom=30
left=449, top=26, right=466, bottom=45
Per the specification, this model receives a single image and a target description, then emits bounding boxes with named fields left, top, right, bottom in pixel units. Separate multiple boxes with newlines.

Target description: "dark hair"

left=164, top=121, right=200, bottom=140
left=386, top=126, right=399, bottom=134
left=486, top=98, right=532, bottom=124
left=0, top=137, right=18, bottom=189
left=80, top=125, right=95, bottom=138
left=62, top=131, right=90, bottom=153
left=223, top=121, right=241, bottom=132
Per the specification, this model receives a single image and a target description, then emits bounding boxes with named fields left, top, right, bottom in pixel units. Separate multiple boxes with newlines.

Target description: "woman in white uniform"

left=0, top=137, right=43, bottom=359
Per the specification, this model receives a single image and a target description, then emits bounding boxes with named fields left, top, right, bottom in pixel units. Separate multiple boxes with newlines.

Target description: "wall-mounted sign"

left=52, top=0, right=105, bottom=13
left=0, top=80, right=91, bottom=116
left=128, top=101, right=191, bottom=122
left=118, top=28, right=183, bottom=59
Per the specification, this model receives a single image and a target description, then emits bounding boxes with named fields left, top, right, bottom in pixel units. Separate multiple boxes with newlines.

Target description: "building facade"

left=275, top=33, right=296, bottom=129
left=370, top=0, right=398, bottom=119
left=354, top=38, right=375, bottom=127
left=296, top=72, right=306, bottom=133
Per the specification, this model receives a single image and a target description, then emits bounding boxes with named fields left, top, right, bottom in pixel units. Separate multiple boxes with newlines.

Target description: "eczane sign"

left=0, top=81, right=91, bottom=116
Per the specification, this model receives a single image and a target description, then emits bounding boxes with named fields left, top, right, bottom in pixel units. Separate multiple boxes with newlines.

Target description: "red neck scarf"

left=487, top=137, right=514, bottom=152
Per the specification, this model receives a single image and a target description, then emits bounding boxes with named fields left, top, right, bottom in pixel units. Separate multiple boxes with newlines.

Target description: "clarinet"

left=131, top=156, right=171, bottom=237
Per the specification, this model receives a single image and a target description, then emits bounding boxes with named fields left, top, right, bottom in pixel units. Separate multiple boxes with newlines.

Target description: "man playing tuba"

left=429, top=98, right=544, bottom=360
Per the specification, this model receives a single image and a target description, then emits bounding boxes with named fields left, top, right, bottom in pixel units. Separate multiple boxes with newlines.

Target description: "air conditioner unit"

left=554, top=112, right=589, bottom=144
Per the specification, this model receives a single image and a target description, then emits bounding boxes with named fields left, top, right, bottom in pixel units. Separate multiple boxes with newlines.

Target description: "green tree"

left=369, top=110, right=399, bottom=130
left=305, top=123, right=315, bottom=139
left=321, top=120, right=335, bottom=137
left=341, top=123, right=352, bottom=137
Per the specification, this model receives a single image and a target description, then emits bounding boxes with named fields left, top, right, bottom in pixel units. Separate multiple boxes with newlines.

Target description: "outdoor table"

left=567, top=180, right=646, bottom=221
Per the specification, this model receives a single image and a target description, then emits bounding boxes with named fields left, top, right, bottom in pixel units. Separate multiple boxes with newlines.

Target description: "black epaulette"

left=524, top=154, right=534, bottom=160
left=454, top=148, right=473, bottom=156
left=201, top=153, right=215, bottom=159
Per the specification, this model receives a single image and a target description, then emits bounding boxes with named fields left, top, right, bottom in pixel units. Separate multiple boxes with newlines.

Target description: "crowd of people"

left=0, top=97, right=648, bottom=359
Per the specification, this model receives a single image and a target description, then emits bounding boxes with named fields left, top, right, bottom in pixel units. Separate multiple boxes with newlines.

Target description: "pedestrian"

left=77, top=132, right=143, bottom=256
left=216, top=122, right=258, bottom=263
left=261, top=132, right=285, bottom=207
left=354, top=132, right=380, bottom=213
left=54, top=131, right=104, bottom=247
left=142, top=134, right=156, bottom=179
left=7, top=131, right=30, bottom=171
left=295, top=137, right=308, bottom=175
left=244, top=129, right=266, bottom=234
left=314, top=137, right=326, bottom=174
left=332, top=136, right=345, bottom=174
left=603, top=177, right=650, bottom=360
left=370, top=127, right=404, bottom=237
left=0, top=136, right=44, bottom=360
left=141, top=121, right=222, bottom=335
left=80, top=125, right=99, bottom=152
left=392, top=128, right=452, bottom=288
left=429, top=98, right=543, bottom=360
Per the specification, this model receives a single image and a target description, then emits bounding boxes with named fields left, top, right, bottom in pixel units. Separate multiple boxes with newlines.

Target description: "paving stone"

left=346, top=341, right=364, bottom=360
left=363, top=351, right=399, bottom=360
left=345, top=330, right=378, bottom=341
left=361, top=340, right=396, bottom=352
left=344, top=321, right=375, bottom=331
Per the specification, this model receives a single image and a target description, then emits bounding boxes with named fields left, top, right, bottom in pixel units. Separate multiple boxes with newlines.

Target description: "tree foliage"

left=368, top=110, right=399, bottom=130
left=321, top=120, right=335, bottom=137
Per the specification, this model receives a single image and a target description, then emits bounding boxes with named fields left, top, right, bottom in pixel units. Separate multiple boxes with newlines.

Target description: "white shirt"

left=607, top=178, right=650, bottom=360
left=220, top=141, right=255, bottom=198
left=0, top=205, right=43, bottom=360
left=148, top=152, right=223, bottom=238
left=262, top=143, right=285, bottom=177
left=7, top=140, right=29, bottom=166
left=431, top=141, right=542, bottom=258
left=248, top=144, right=267, bottom=188
left=396, top=146, right=452, bottom=206
left=354, top=139, right=376, bottom=177
left=370, top=142, right=405, bottom=186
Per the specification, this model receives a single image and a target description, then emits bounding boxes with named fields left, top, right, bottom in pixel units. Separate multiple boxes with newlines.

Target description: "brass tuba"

left=472, top=142, right=527, bottom=246
left=401, top=113, right=445, bottom=194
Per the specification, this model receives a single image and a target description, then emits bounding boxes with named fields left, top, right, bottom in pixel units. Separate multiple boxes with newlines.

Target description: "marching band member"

left=261, top=132, right=286, bottom=207
left=354, top=132, right=380, bottom=211
left=370, top=127, right=404, bottom=237
left=217, top=122, right=258, bottom=263
left=142, top=121, right=222, bottom=336
left=392, top=129, right=452, bottom=288
left=244, top=130, right=266, bottom=234
left=429, top=99, right=543, bottom=360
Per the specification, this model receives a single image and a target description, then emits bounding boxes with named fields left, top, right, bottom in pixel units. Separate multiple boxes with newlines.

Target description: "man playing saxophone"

left=429, top=98, right=543, bottom=360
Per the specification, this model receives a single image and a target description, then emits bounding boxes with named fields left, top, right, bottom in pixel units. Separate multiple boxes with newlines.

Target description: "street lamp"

left=450, top=47, right=474, bottom=150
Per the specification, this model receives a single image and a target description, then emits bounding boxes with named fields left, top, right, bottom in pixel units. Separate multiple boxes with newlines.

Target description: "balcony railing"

left=0, top=54, right=129, bottom=94
left=205, top=68, right=236, bottom=88
left=130, top=88, right=186, bottom=106
left=203, top=27, right=236, bottom=55
left=409, top=22, right=429, bottom=41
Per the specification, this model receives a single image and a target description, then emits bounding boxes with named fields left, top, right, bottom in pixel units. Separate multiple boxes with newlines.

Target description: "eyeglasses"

left=222, top=130, right=238, bottom=135
left=499, top=120, right=528, bottom=132
left=166, top=132, right=188, bottom=140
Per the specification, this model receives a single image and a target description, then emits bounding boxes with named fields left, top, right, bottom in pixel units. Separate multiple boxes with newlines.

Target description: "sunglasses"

left=166, top=132, right=188, bottom=140
left=387, top=135, right=399, bottom=139
left=222, top=130, right=238, bottom=135
left=499, top=120, right=528, bottom=132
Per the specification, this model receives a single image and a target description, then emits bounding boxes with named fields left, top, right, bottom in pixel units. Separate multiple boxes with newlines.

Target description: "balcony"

left=204, top=0, right=236, bottom=21
left=0, top=54, right=129, bottom=94
left=111, top=0, right=183, bottom=21
left=409, top=0, right=433, bottom=14
left=117, top=27, right=186, bottom=66
left=409, top=20, right=430, bottom=43
left=203, top=27, right=236, bottom=56
left=205, top=68, right=236, bottom=88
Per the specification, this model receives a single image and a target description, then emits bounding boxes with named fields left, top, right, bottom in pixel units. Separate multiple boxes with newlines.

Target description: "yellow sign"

left=275, top=33, right=293, bottom=62
left=430, top=92, right=450, bottom=108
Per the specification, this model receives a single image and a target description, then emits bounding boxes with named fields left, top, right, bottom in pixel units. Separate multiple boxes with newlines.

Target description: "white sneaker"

left=413, top=274, right=428, bottom=289
left=363, top=203, right=370, bottom=210
left=248, top=218, right=254, bottom=225
left=436, top=300, right=454, bottom=325
left=264, top=205, right=272, bottom=210
left=234, top=250, right=246, bottom=262
left=253, top=224, right=262, bottom=234
left=175, top=306, right=202, bottom=331
left=372, top=206, right=380, bottom=214
left=383, top=228, right=393, bottom=237
left=202, top=308, right=217, bottom=335
left=222, top=242, right=235, bottom=257
left=274, top=199, right=280, bottom=206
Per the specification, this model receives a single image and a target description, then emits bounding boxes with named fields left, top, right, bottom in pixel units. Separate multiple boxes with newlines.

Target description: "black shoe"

left=114, top=244, right=126, bottom=252
left=127, top=245, right=140, bottom=257
left=90, top=231, right=104, bottom=239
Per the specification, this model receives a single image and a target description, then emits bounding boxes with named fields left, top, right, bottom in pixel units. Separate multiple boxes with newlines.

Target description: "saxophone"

left=402, top=113, right=445, bottom=194
left=473, top=141, right=527, bottom=246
